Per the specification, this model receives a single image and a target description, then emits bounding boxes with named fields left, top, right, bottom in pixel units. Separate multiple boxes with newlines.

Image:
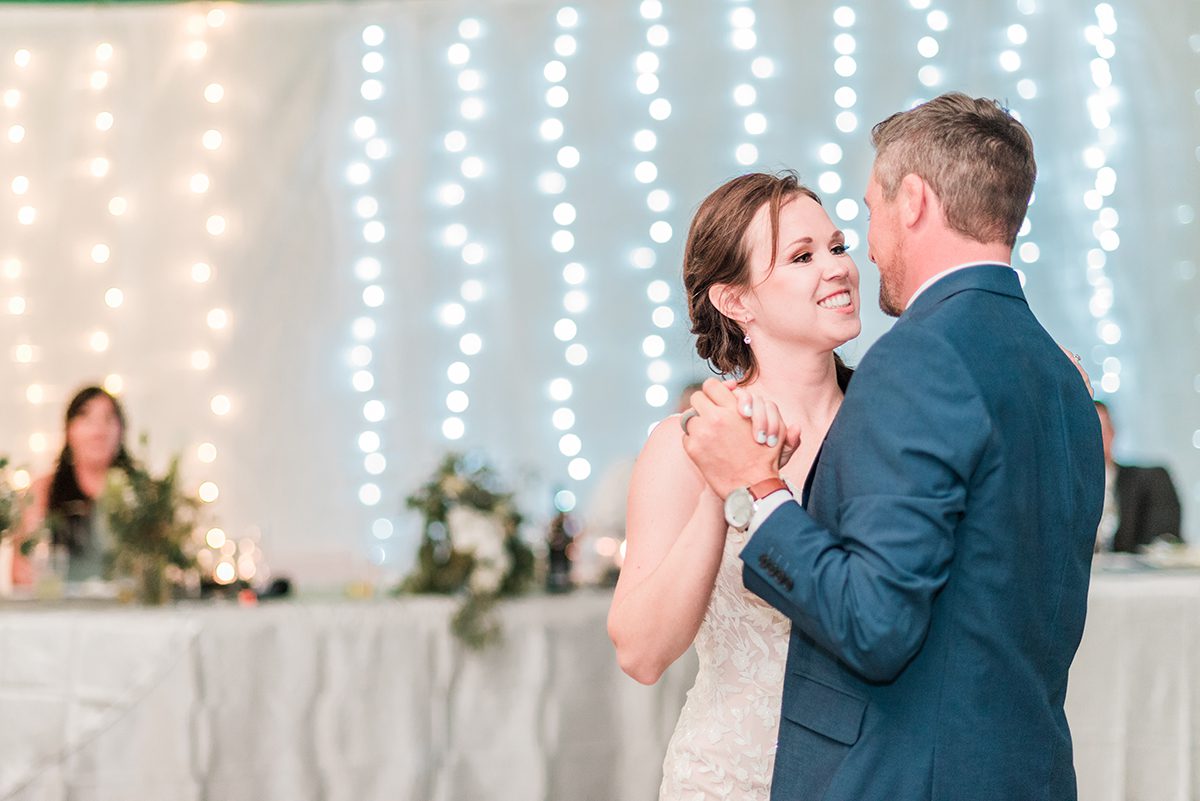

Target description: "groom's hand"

left=682, top=378, right=780, bottom=498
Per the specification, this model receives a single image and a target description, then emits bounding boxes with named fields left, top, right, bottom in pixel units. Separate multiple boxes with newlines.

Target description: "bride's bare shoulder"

left=629, top=414, right=706, bottom=496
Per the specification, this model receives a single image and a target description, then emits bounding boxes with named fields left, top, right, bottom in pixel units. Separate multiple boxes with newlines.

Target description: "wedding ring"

left=680, top=408, right=699, bottom=434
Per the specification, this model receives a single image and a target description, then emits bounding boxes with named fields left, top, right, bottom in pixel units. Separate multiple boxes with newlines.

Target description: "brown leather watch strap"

left=748, top=477, right=788, bottom=501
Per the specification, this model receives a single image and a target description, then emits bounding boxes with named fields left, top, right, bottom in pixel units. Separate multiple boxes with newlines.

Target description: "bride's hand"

left=725, top=383, right=802, bottom=469
left=1058, top=344, right=1094, bottom=397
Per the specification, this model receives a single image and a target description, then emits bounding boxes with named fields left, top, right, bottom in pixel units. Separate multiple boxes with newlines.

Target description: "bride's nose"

left=822, top=255, right=850, bottom=281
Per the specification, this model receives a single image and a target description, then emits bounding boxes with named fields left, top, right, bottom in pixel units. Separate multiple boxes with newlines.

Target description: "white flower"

left=447, top=506, right=512, bottom=594
left=447, top=506, right=505, bottom=557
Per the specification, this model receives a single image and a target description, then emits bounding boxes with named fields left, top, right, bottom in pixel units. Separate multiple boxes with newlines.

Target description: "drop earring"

left=743, top=319, right=752, bottom=345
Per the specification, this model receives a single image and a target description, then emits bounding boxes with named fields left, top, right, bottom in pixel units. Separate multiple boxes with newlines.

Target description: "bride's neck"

left=738, top=341, right=844, bottom=431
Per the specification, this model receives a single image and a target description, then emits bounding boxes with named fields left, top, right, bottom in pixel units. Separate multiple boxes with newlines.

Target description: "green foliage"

left=451, top=593, right=501, bottom=649
left=398, top=453, right=536, bottom=649
left=0, top=457, right=21, bottom=540
left=102, top=456, right=201, bottom=601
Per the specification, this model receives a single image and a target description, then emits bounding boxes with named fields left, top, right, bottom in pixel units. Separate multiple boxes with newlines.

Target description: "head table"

left=1, top=570, right=1197, bottom=801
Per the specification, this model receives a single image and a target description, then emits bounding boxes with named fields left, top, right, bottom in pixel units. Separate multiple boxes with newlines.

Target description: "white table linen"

left=2, top=573, right=1198, bottom=801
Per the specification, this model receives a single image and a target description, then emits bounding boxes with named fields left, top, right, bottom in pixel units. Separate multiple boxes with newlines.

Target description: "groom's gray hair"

left=871, top=93, right=1036, bottom=249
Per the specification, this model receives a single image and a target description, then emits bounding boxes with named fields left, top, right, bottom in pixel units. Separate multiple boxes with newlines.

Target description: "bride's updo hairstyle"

left=684, top=171, right=851, bottom=387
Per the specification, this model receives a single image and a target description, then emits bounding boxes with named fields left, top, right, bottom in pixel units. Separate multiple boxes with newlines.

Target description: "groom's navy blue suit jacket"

left=741, top=265, right=1104, bottom=801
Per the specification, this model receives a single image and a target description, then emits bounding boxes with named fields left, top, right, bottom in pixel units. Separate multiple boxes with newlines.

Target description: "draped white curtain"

left=0, top=0, right=1196, bottom=584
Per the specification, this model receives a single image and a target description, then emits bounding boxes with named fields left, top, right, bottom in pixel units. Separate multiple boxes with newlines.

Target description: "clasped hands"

left=680, top=378, right=800, bottom=499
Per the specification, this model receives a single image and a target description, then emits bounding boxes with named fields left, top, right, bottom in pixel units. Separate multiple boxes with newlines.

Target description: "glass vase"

left=135, top=557, right=170, bottom=606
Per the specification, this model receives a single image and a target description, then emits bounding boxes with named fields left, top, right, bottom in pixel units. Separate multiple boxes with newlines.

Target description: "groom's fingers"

left=778, top=424, right=803, bottom=468
left=786, top=424, right=802, bottom=451
left=785, top=424, right=802, bottom=455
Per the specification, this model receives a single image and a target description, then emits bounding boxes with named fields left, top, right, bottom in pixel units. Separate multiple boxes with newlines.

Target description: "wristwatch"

left=724, top=477, right=789, bottom=532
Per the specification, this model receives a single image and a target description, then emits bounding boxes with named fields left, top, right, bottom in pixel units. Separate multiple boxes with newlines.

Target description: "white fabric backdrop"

left=0, top=0, right=1195, bottom=584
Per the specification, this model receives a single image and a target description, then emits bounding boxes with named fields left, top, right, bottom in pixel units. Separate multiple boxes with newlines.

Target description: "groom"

left=683, top=93, right=1103, bottom=800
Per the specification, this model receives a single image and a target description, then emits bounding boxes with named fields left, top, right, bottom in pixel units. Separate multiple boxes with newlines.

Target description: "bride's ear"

left=708, top=283, right=750, bottom=325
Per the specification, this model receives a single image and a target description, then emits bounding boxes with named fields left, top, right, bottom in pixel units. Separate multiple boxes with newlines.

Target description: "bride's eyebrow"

left=780, top=237, right=814, bottom=249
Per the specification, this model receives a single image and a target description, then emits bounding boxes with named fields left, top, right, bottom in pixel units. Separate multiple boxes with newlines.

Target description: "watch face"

left=724, top=487, right=754, bottom=530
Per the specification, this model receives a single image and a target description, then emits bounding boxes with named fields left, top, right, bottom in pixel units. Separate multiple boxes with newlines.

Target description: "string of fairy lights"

left=824, top=6, right=861, bottom=252
left=909, top=0, right=949, bottom=103
left=6, top=46, right=35, bottom=493
left=1079, top=4, right=1124, bottom=396
left=728, top=1, right=773, bottom=169
left=87, top=40, right=116, bottom=404
left=541, top=6, right=589, bottom=514
left=183, top=9, right=263, bottom=586
left=632, top=0, right=678, bottom=434
left=1192, top=29, right=1200, bottom=475
left=999, top=2, right=1040, bottom=292
left=90, top=38, right=126, bottom=402
left=345, top=22, right=397, bottom=563
left=186, top=10, right=225, bottom=523
left=434, top=17, right=489, bottom=460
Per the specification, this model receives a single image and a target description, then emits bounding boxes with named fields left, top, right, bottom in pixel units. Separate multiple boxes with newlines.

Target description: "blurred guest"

left=1095, top=400, right=1183, bottom=552
left=14, top=386, right=134, bottom=583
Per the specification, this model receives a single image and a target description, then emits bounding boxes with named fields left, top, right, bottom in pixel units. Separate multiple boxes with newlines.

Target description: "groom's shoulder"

left=861, top=315, right=960, bottom=371
left=849, top=317, right=981, bottom=406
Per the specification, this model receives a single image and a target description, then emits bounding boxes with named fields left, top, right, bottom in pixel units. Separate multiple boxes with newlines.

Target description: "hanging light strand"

left=633, top=0, right=678, bottom=439
left=541, top=7, right=589, bottom=504
left=435, top=17, right=489, bottom=451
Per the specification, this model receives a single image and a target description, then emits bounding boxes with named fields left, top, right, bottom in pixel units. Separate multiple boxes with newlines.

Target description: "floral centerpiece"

left=400, top=453, right=535, bottom=648
left=102, top=455, right=201, bottom=604
left=0, top=457, right=22, bottom=543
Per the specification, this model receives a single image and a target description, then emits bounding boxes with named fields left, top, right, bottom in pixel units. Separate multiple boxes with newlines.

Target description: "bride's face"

left=741, top=195, right=862, bottom=352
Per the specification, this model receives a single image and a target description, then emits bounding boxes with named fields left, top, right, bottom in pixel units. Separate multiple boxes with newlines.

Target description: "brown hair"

left=871, top=92, right=1036, bottom=248
left=683, top=171, right=851, bottom=387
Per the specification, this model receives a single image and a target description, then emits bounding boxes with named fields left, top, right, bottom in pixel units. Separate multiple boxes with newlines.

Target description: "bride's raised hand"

left=725, top=382, right=802, bottom=470
left=1057, top=343, right=1094, bottom=398
left=726, top=381, right=803, bottom=471
left=726, top=384, right=782, bottom=450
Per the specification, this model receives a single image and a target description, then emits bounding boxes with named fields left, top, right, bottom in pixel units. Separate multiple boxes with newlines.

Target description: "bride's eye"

left=791, top=251, right=813, bottom=264
left=831, top=243, right=849, bottom=255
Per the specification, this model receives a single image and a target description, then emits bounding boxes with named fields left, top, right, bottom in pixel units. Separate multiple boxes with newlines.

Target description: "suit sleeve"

left=740, top=325, right=992, bottom=683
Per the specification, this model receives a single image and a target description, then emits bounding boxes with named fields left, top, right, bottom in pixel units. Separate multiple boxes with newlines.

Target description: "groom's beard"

left=878, top=256, right=906, bottom=318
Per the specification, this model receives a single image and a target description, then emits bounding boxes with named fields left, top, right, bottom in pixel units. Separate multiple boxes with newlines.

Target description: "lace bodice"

left=659, top=522, right=791, bottom=800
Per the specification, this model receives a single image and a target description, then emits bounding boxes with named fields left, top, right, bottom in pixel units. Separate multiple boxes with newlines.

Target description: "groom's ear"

left=898, top=173, right=926, bottom=228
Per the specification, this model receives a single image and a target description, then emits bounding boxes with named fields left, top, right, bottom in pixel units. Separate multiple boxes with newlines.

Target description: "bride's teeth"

left=819, top=292, right=850, bottom=309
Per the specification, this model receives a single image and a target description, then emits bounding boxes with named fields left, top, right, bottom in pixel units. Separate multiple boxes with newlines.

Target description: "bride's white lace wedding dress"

left=659, top=522, right=791, bottom=800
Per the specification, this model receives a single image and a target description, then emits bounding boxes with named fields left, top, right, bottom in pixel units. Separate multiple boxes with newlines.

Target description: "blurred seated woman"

left=15, top=386, right=134, bottom=583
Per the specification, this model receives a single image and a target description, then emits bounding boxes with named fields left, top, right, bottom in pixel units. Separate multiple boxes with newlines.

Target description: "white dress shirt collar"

left=905, top=261, right=1012, bottom=310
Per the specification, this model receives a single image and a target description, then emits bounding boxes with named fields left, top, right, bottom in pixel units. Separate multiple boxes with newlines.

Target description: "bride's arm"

left=607, top=415, right=726, bottom=685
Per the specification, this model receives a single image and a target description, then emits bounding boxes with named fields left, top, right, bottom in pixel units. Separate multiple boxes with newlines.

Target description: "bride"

left=608, top=170, right=858, bottom=799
